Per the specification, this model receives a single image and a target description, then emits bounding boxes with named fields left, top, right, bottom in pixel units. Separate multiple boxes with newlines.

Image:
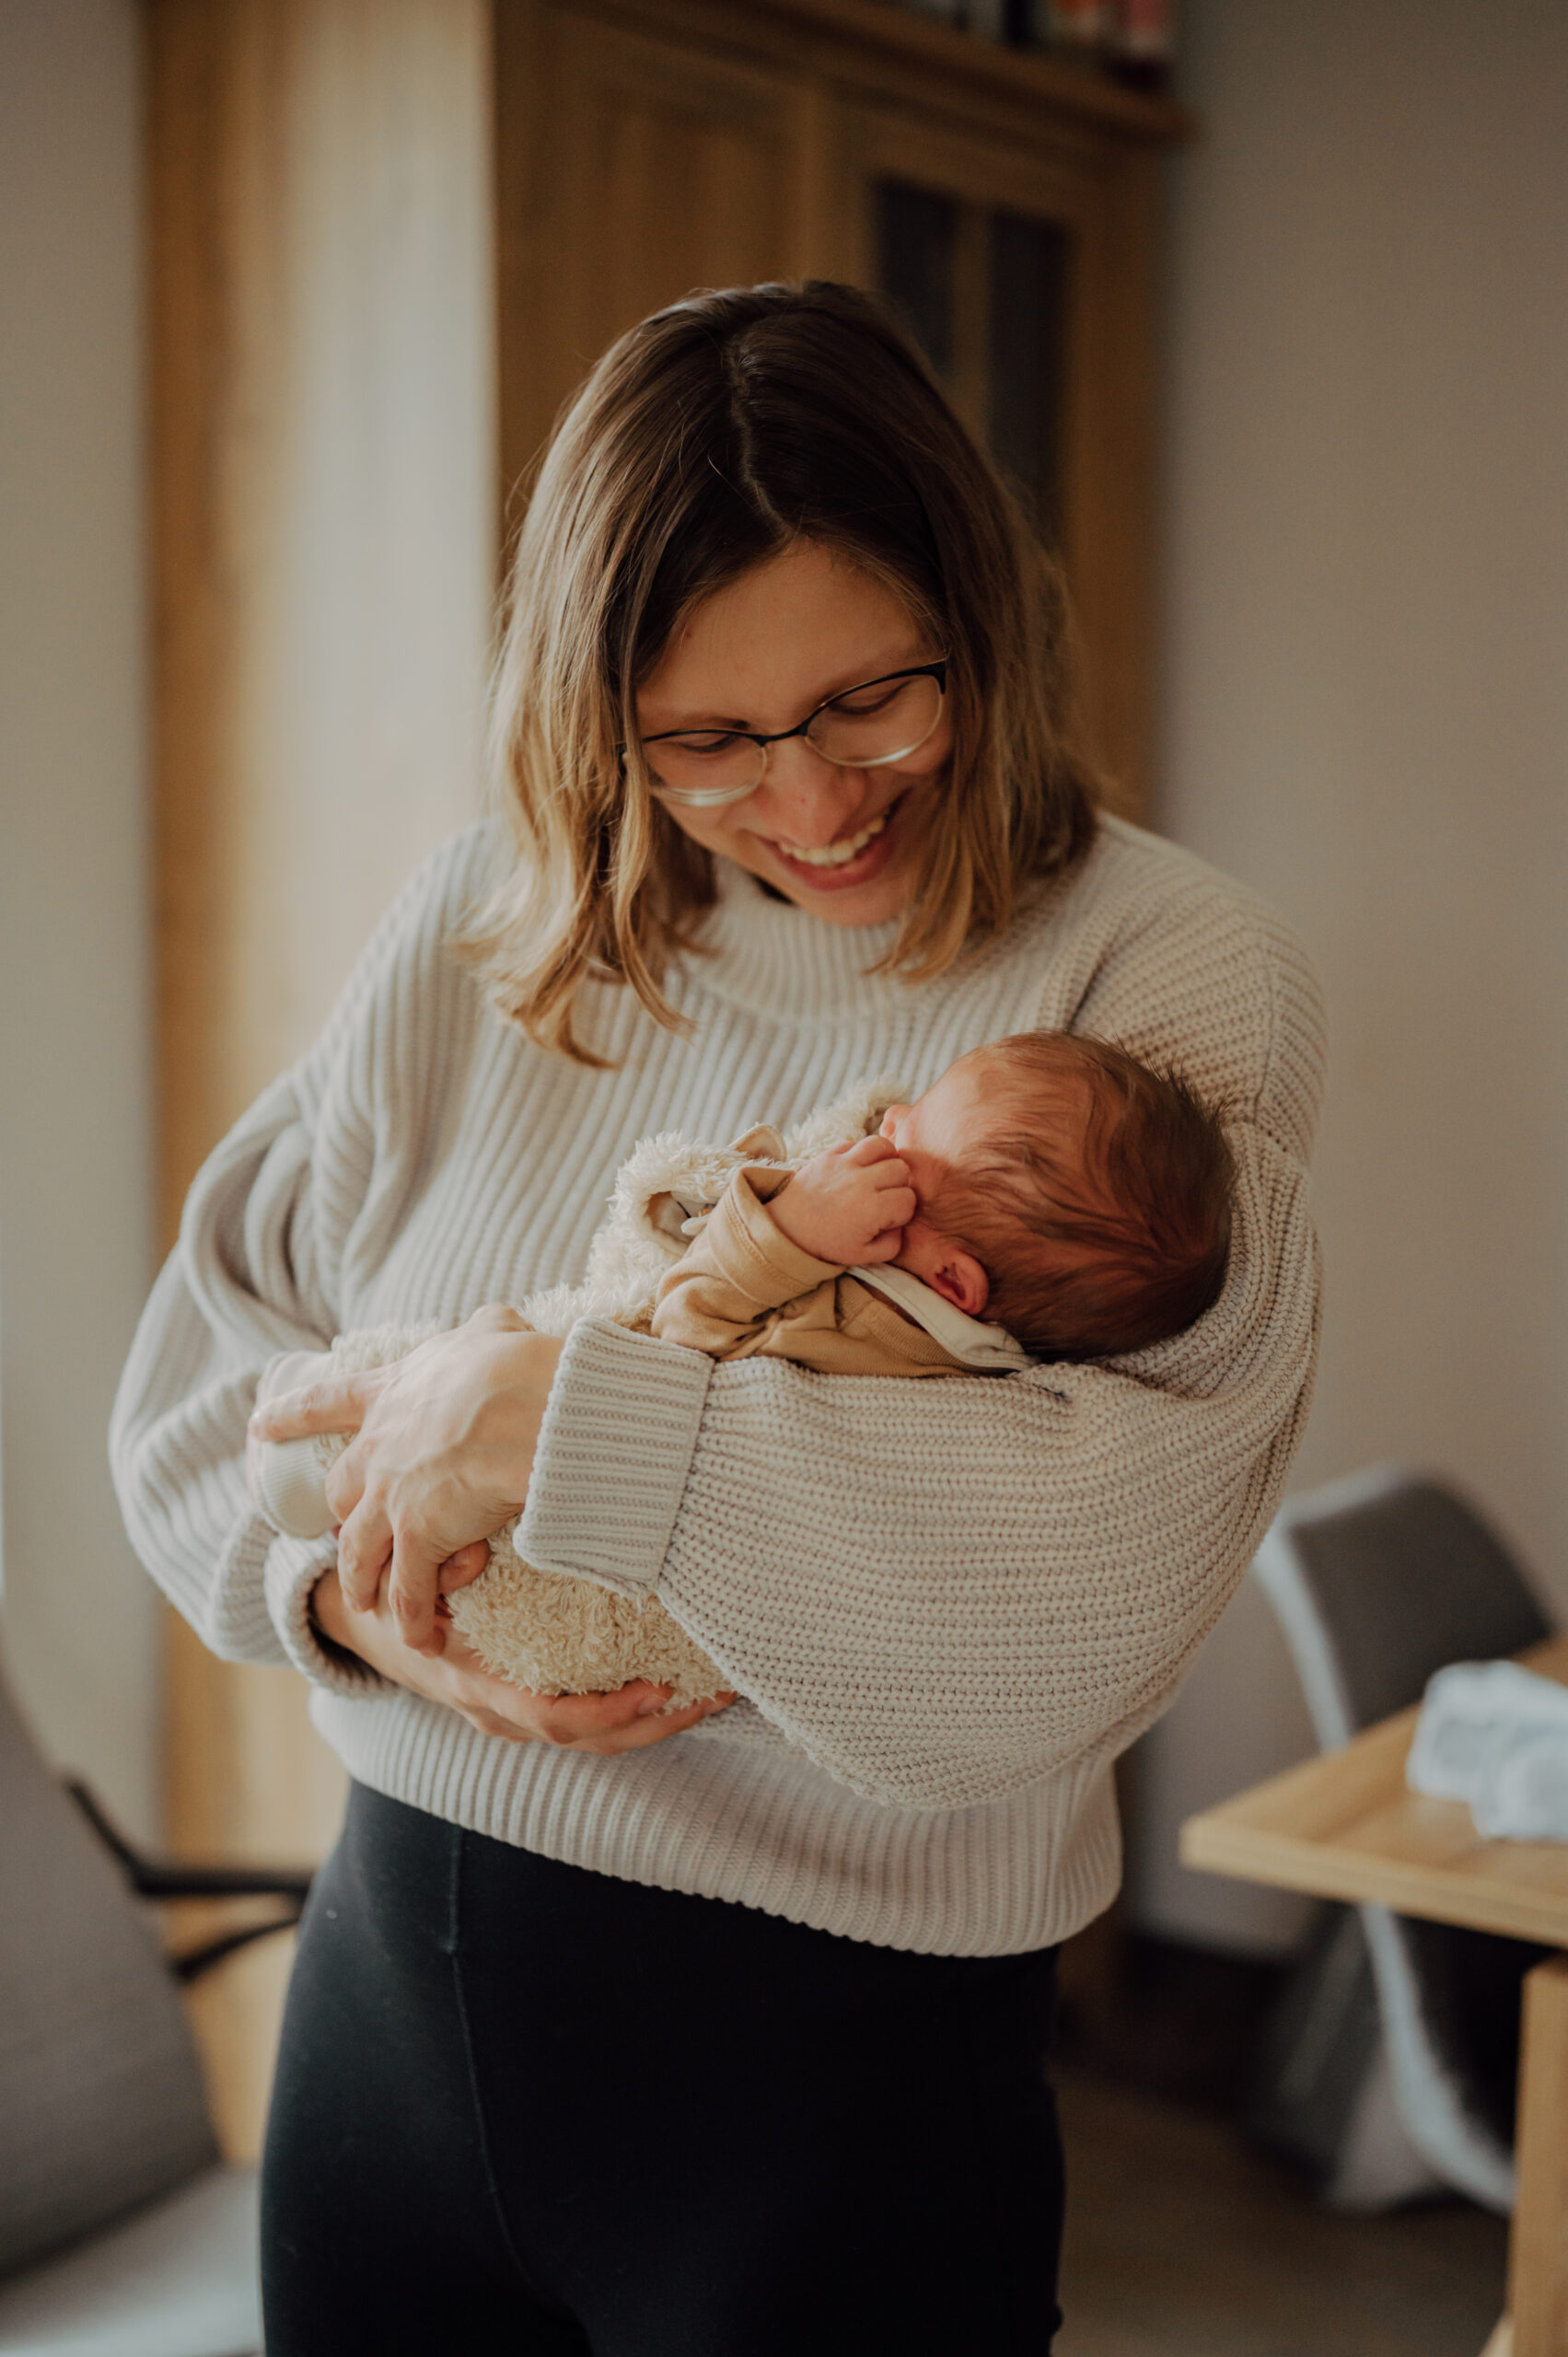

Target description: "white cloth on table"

left=1407, top=1659, right=1568, bottom=1840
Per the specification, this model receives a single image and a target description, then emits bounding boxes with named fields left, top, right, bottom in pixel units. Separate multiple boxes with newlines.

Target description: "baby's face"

left=877, top=1052, right=1002, bottom=1310
left=877, top=1052, right=995, bottom=1197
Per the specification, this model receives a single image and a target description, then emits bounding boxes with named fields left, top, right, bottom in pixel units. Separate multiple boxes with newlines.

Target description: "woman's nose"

left=751, top=737, right=867, bottom=845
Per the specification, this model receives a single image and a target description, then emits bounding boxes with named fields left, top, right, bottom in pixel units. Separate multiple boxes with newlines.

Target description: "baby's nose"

left=880, top=1105, right=908, bottom=1138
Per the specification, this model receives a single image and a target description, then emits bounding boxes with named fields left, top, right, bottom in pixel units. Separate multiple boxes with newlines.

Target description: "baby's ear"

left=926, top=1249, right=989, bottom=1318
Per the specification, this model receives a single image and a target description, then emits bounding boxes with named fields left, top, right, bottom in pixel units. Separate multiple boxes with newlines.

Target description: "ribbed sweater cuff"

left=517, top=1318, right=713, bottom=1598
left=261, top=1522, right=391, bottom=1700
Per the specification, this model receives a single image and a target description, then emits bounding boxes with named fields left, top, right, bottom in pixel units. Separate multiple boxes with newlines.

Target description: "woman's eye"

left=830, top=684, right=902, bottom=719
left=666, top=731, right=744, bottom=757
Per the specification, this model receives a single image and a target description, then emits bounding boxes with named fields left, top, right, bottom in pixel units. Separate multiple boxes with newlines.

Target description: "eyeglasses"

left=635, top=660, right=949, bottom=809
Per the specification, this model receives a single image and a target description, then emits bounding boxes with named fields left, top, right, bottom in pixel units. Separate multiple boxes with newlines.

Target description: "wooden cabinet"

left=495, top=0, right=1186, bottom=808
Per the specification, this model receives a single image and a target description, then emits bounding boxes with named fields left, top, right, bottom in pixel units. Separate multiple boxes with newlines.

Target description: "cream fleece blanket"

left=262, top=1080, right=900, bottom=1705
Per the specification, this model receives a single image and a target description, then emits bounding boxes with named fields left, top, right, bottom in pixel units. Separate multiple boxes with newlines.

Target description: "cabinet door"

left=876, top=179, right=1071, bottom=552
left=497, top=4, right=812, bottom=511
left=857, top=112, right=1158, bottom=809
left=496, top=2, right=1160, bottom=808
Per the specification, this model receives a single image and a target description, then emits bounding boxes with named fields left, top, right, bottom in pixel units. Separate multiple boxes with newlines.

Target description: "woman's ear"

left=924, top=1248, right=989, bottom=1318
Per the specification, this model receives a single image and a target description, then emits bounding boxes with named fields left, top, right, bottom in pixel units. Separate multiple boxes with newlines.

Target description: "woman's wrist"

left=308, top=1565, right=365, bottom=1666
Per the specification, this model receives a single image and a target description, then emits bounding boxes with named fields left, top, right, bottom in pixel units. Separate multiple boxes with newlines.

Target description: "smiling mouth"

left=771, top=807, right=891, bottom=869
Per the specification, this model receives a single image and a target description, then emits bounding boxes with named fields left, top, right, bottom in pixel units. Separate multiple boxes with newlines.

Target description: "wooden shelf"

left=593, top=0, right=1195, bottom=144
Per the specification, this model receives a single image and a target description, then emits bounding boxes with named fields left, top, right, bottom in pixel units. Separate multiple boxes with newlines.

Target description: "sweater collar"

left=849, top=1263, right=1036, bottom=1372
left=682, top=860, right=916, bottom=1022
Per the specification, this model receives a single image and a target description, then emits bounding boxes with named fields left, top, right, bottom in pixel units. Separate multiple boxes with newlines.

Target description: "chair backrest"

left=1251, top=1468, right=1551, bottom=2212
left=0, top=1656, right=217, bottom=2280
left=1254, top=1466, right=1551, bottom=1748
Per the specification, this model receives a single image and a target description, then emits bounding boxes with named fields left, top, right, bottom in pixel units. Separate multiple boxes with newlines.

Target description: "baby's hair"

left=926, top=1033, right=1235, bottom=1358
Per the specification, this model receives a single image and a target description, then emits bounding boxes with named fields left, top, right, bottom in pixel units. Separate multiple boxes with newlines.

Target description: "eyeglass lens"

left=645, top=670, right=944, bottom=807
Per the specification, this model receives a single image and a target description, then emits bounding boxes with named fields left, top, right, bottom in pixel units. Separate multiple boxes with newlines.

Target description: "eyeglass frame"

left=631, top=658, right=950, bottom=809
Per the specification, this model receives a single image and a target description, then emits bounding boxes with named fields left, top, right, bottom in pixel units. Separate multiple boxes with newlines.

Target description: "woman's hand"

left=311, top=1568, right=737, bottom=1753
left=250, top=1306, right=562, bottom=1656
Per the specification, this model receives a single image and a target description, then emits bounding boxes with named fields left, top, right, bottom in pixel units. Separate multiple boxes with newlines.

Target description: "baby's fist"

left=770, top=1135, right=917, bottom=1265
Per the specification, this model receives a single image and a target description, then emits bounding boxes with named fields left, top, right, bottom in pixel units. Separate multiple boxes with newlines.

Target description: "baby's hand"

left=770, top=1136, right=917, bottom=1266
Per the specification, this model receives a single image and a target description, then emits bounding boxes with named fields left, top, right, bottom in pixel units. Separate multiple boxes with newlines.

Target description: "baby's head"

left=879, top=1034, right=1234, bottom=1358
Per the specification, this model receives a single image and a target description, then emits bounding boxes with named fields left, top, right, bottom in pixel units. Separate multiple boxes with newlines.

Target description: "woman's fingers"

left=435, top=1651, right=735, bottom=1748
left=320, top=1434, right=366, bottom=1527
left=531, top=1680, right=677, bottom=1740
left=522, top=1682, right=738, bottom=1755
left=567, top=1693, right=737, bottom=1755
left=438, top=1541, right=490, bottom=1594
left=386, top=1530, right=447, bottom=1658
left=327, top=1447, right=437, bottom=1635
left=310, top=1578, right=739, bottom=1757
left=250, top=1366, right=379, bottom=1444
left=335, top=1482, right=395, bottom=1617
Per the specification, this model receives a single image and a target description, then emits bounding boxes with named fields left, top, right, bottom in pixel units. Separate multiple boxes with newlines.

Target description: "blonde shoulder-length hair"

left=464, top=279, right=1099, bottom=1063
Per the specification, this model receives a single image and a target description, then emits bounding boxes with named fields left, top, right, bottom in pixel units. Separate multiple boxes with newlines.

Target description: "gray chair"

left=0, top=1656, right=309, bottom=2354
left=1249, top=1466, right=1552, bottom=2213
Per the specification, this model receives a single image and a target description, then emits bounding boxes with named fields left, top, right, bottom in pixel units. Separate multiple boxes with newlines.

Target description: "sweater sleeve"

left=109, top=830, right=489, bottom=1696
left=517, top=856, right=1327, bottom=1813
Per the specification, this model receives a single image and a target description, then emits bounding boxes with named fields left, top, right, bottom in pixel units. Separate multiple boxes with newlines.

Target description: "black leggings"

left=261, top=1783, right=1064, bottom=2356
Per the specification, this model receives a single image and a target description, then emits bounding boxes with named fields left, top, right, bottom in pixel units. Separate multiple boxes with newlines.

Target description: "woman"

left=112, top=282, right=1322, bottom=2354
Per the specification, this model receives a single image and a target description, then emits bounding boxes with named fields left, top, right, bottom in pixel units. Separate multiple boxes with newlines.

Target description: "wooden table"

left=1181, top=1631, right=1568, bottom=2357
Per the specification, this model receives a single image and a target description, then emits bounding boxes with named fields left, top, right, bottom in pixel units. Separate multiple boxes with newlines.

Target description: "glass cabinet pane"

left=876, top=179, right=958, bottom=381
left=988, top=208, right=1070, bottom=546
left=877, top=180, right=1069, bottom=551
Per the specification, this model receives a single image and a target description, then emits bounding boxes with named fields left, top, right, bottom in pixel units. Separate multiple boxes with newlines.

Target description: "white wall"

left=1129, top=0, right=1568, bottom=1948
left=0, top=0, right=157, bottom=1836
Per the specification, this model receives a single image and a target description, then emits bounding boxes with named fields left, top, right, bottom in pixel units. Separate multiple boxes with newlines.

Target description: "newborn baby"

left=250, top=1032, right=1233, bottom=1701
left=653, top=1030, right=1234, bottom=1375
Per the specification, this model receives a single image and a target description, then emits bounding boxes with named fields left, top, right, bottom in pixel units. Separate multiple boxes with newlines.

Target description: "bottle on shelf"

left=879, top=0, right=1175, bottom=89
left=1109, top=0, right=1174, bottom=90
left=1044, top=0, right=1110, bottom=48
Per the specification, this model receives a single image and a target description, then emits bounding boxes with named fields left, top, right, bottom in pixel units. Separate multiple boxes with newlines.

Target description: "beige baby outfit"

left=652, top=1147, right=1031, bottom=1378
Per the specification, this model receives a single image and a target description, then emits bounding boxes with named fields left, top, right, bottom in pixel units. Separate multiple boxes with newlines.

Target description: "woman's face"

left=634, top=540, right=952, bottom=928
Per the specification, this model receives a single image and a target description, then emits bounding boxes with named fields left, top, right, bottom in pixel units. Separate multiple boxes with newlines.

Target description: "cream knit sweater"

left=110, top=815, right=1324, bottom=1956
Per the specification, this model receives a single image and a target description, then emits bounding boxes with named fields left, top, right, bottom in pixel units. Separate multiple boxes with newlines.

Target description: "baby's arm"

left=767, top=1135, right=915, bottom=1264
left=651, top=1143, right=915, bottom=1359
left=651, top=1170, right=841, bottom=1358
